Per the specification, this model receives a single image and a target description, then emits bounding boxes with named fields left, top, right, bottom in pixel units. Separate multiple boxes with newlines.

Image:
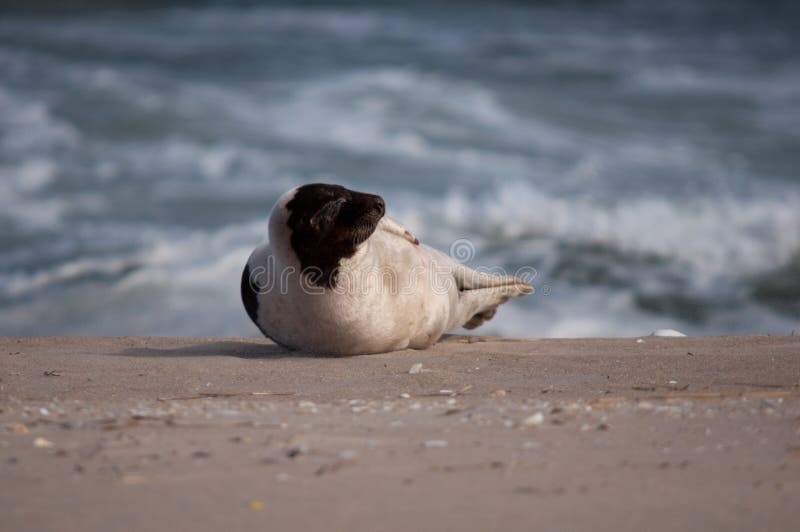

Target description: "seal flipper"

left=451, top=262, right=533, bottom=295
left=463, top=306, right=498, bottom=329
left=429, top=250, right=533, bottom=330
left=241, top=264, right=264, bottom=335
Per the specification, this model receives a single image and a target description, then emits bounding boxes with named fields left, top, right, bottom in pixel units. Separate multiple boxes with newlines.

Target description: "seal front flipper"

left=241, top=243, right=274, bottom=339
left=378, top=216, right=419, bottom=245
left=241, top=263, right=265, bottom=335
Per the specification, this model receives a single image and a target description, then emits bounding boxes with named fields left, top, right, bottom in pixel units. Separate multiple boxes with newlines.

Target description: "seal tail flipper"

left=450, top=262, right=533, bottom=294
left=440, top=256, right=534, bottom=330
left=463, top=305, right=498, bottom=329
left=423, top=246, right=533, bottom=330
left=426, top=246, right=534, bottom=294
left=451, top=282, right=531, bottom=330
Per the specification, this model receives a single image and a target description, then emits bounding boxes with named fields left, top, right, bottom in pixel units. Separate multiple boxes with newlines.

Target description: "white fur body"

left=245, top=189, right=532, bottom=355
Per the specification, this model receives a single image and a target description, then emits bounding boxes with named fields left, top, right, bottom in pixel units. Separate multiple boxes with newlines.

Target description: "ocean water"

left=1, top=1, right=798, bottom=338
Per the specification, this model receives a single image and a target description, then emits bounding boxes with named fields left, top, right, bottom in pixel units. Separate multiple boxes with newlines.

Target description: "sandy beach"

left=1, top=335, right=798, bottom=531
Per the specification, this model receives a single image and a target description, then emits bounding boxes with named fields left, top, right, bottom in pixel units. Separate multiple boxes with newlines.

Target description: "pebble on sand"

left=248, top=501, right=264, bottom=511
left=523, top=412, right=545, bottom=427
left=409, top=363, right=423, bottom=374
left=297, top=401, right=318, bottom=414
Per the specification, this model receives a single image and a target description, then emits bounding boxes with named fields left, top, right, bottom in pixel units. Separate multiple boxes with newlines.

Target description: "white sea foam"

left=402, top=181, right=800, bottom=284
left=0, top=88, right=80, bottom=153
left=479, top=288, right=689, bottom=339
left=0, top=219, right=265, bottom=335
left=13, top=159, right=56, bottom=192
left=1, top=3, right=798, bottom=338
left=266, top=67, right=514, bottom=149
left=478, top=282, right=798, bottom=339
left=175, top=67, right=541, bottom=177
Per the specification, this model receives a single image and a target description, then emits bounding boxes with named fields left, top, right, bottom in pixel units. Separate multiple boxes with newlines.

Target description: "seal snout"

left=351, top=192, right=385, bottom=222
left=368, top=195, right=385, bottom=219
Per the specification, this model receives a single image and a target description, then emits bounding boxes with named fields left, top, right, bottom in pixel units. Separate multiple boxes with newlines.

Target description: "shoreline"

left=1, top=335, right=798, bottom=531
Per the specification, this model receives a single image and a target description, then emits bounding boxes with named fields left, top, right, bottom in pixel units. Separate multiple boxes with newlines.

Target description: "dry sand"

left=1, top=335, right=799, bottom=531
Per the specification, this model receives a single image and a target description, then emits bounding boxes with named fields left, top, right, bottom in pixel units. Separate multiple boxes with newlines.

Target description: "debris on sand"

left=650, top=329, right=687, bottom=337
left=286, top=444, right=309, bottom=459
left=338, top=449, right=358, bottom=460
left=522, top=412, right=545, bottom=427
left=409, top=363, right=423, bottom=374
left=33, top=437, right=54, bottom=448
left=158, top=391, right=293, bottom=401
left=248, top=500, right=264, bottom=511
left=297, top=401, right=318, bottom=414
left=121, top=474, right=146, bottom=485
left=315, top=450, right=358, bottom=476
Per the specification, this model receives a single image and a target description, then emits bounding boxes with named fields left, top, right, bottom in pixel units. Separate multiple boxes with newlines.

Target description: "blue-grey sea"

left=1, top=1, right=798, bottom=338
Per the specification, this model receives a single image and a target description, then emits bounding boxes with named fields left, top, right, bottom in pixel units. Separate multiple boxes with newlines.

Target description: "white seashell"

left=650, top=329, right=687, bottom=337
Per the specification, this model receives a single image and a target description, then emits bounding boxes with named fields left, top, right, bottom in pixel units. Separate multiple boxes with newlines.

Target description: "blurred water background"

left=1, top=0, right=798, bottom=338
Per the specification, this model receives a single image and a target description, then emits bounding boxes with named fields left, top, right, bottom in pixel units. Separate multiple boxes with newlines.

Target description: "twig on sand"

left=591, top=389, right=800, bottom=407
left=588, top=396, right=627, bottom=409
left=642, top=390, right=800, bottom=401
left=441, top=335, right=527, bottom=344
left=632, top=384, right=690, bottom=392
left=415, top=384, right=473, bottom=398
left=724, top=382, right=793, bottom=389
left=157, top=391, right=294, bottom=401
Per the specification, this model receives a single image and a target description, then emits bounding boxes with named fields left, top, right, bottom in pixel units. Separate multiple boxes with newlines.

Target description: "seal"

left=242, top=183, right=533, bottom=354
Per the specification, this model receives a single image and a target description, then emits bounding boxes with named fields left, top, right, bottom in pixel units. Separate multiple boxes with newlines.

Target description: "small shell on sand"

left=523, top=412, right=544, bottom=427
left=33, top=437, right=54, bottom=448
left=650, top=329, right=687, bottom=337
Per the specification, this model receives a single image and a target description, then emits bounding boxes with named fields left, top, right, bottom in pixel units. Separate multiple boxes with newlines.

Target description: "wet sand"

left=1, top=335, right=799, bottom=531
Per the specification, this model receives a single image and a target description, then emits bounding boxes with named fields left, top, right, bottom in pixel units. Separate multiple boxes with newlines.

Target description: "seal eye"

left=309, top=197, right=346, bottom=232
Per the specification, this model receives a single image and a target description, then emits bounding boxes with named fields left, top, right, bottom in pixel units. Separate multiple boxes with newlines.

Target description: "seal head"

left=284, top=183, right=385, bottom=288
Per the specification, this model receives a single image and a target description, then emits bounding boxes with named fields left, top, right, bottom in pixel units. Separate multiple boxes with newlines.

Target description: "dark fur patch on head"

left=286, top=183, right=385, bottom=288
